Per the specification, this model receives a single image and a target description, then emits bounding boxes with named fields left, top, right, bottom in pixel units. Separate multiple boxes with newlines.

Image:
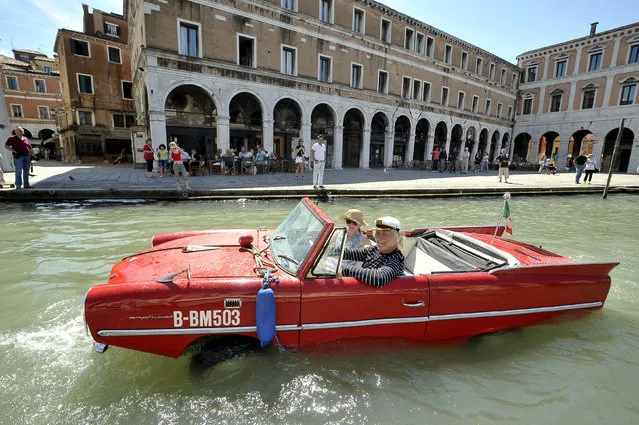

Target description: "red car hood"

left=108, top=229, right=274, bottom=284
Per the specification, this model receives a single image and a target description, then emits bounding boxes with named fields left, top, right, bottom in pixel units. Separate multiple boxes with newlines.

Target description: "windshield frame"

left=269, top=198, right=334, bottom=277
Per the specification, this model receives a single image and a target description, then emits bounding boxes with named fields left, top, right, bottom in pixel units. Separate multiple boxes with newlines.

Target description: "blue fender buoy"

left=256, top=283, right=276, bottom=347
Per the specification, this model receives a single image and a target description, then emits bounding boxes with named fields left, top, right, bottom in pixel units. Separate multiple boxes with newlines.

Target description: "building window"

left=281, top=0, right=297, bottom=11
left=423, top=82, right=431, bottom=102
left=416, top=33, right=424, bottom=54
left=77, top=74, right=93, bottom=94
left=351, top=63, right=362, bottom=89
left=441, top=87, right=449, bottom=106
left=352, top=7, right=364, bottom=34
left=401, top=77, right=411, bottom=98
left=476, top=57, right=483, bottom=75
left=104, top=22, right=120, bottom=37
left=44, top=66, right=53, bottom=73
left=426, top=36, right=434, bottom=57
left=550, top=94, right=562, bottom=112
left=70, top=39, right=90, bottom=57
left=522, top=98, right=533, bottom=115
left=377, top=70, right=388, bottom=94
left=629, top=44, right=639, bottom=64
left=318, top=55, right=332, bottom=82
left=555, top=60, right=567, bottom=77
left=179, top=21, right=200, bottom=57
left=34, top=79, right=46, bottom=93
left=500, top=69, right=506, bottom=85
left=485, top=99, right=491, bottom=115
left=489, top=63, right=495, bottom=80
left=281, top=45, right=297, bottom=76
left=457, top=91, right=465, bottom=109
left=405, top=28, right=414, bottom=50
left=238, top=34, right=256, bottom=68
left=6, top=76, right=18, bottom=90
left=588, top=52, right=602, bottom=71
left=461, top=51, right=468, bottom=70
left=38, top=106, right=50, bottom=119
left=11, top=104, right=23, bottom=118
left=496, top=103, right=503, bottom=118
left=507, top=105, right=513, bottom=120
left=526, top=66, right=537, bottom=82
left=582, top=90, right=596, bottom=109
left=122, top=81, right=133, bottom=99
left=380, top=19, right=391, bottom=43
left=113, top=113, right=134, bottom=128
left=413, top=80, right=421, bottom=100
left=620, top=85, right=636, bottom=106
left=444, top=45, right=452, bottom=64
left=78, top=110, right=93, bottom=126
left=472, top=95, right=479, bottom=113
left=319, top=0, right=332, bottom=23
left=108, top=46, right=121, bottom=64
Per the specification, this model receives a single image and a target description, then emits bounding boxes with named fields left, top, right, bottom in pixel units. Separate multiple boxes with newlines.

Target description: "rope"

left=241, top=242, right=277, bottom=277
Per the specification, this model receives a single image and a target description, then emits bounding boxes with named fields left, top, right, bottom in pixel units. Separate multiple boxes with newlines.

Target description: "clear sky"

left=1, top=0, right=638, bottom=64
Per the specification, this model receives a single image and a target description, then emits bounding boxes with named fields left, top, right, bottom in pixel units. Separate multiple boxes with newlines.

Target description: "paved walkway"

left=1, top=161, right=638, bottom=201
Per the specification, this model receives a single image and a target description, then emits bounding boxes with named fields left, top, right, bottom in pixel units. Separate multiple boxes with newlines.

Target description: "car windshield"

left=270, top=201, right=327, bottom=275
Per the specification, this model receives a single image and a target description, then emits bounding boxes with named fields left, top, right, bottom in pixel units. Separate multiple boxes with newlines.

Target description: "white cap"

left=373, top=216, right=401, bottom=231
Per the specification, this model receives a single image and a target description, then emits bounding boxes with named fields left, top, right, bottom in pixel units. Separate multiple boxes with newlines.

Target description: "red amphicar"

left=84, top=197, right=617, bottom=358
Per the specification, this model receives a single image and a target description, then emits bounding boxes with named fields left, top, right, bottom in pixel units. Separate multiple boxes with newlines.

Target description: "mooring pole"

left=602, top=118, right=625, bottom=200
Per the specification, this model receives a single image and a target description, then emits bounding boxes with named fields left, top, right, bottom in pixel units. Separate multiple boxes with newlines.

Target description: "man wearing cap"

left=341, top=216, right=405, bottom=288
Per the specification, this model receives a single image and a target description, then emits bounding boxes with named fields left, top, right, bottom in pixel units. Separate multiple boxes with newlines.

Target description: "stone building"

left=513, top=22, right=639, bottom=173
left=124, top=0, right=519, bottom=168
left=54, top=4, right=134, bottom=163
left=0, top=49, right=62, bottom=155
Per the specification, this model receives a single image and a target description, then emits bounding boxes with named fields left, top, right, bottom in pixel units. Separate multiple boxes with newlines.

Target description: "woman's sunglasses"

left=345, top=219, right=358, bottom=226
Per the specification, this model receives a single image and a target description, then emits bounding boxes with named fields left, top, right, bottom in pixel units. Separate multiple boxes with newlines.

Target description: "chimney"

left=590, top=22, right=598, bottom=37
left=81, top=4, right=94, bottom=35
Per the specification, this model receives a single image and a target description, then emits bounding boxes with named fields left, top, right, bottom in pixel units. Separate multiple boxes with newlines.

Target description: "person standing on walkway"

left=449, top=147, right=458, bottom=173
left=574, top=151, right=588, bottom=184
left=156, top=144, right=169, bottom=177
left=439, top=148, right=447, bottom=173
left=312, top=135, right=326, bottom=189
left=495, top=148, right=510, bottom=183
left=474, top=151, right=481, bottom=172
left=460, top=147, right=470, bottom=174
left=481, top=152, right=489, bottom=172
left=538, top=154, right=547, bottom=173
left=584, top=154, right=596, bottom=184
left=293, top=139, right=305, bottom=180
left=143, top=138, right=155, bottom=178
left=431, top=148, right=440, bottom=171
left=169, top=141, right=191, bottom=190
left=4, top=127, right=33, bottom=189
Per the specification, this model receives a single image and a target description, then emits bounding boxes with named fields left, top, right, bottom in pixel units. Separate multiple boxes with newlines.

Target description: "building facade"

left=0, top=49, right=62, bottom=155
left=54, top=4, right=134, bottom=163
left=513, top=22, right=639, bottom=173
left=125, top=0, right=519, bottom=168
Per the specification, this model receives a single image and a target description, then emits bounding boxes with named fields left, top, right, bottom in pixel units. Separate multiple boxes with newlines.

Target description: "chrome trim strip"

left=428, top=302, right=602, bottom=321
left=96, top=302, right=602, bottom=337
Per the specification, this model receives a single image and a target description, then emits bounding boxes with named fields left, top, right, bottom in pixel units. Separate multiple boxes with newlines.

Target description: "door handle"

left=403, top=300, right=425, bottom=308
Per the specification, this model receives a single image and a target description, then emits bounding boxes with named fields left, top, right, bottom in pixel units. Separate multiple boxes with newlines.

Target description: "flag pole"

left=491, top=192, right=511, bottom=245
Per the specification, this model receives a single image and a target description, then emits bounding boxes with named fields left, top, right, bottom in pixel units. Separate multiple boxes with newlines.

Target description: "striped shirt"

left=341, top=246, right=405, bottom=288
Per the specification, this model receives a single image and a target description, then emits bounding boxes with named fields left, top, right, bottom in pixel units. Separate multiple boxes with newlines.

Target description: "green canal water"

left=1, top=196, right=638, bottom=425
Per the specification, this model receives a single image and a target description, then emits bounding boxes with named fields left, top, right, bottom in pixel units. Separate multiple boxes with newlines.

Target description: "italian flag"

left=503, top=200, right=513, bottom=235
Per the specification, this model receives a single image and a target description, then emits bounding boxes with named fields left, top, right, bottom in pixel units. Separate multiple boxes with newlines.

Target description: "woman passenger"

left=340, top=209, right=373, bottom=249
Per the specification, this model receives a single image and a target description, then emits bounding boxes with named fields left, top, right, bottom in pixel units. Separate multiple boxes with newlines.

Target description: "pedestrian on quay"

left=143, top=138, right=155, bottom=178
left=474, top=151, right=481, bottom=172
left=4, top=126, right=33, bottom=189
left=461, top=147, right=470, bottom=174
left=538, top=154, right=547, bottom=173
left=481, top=152, right=489, bottom=172
left=169, top=141, right=191, bottom=190
left=431, top=147, right=440, bottom=171
left=495, top=148, right=510, bottom=183
left=156, top=144, right=169, bottom=177
left=439, top=148, right=447, bottom=173
left=584, top=154, right=596, bottom=184
left=574, top=151, right=588, bottom=184
left=293, top=139, right=305, bottom=180
left=312, top=135, right=326, bottom=190
left=449, top=147, right=458, bottom=173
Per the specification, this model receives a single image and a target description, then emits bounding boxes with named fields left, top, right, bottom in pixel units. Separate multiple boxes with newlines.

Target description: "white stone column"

left=542, top=55, right=550, bottom=80
left=610, top=38, right=621, bottom=67
left=361, top=128, right=371, bottom=169
left=573, top=47, right=583, bottom=75
left=558, top=134, right=571, bottom=173
left=539, top=86, right=546, bottom=114
left=530, top=135, right=541, bottom=162
left=262, top=119, right=274, bottom=154
left=444, top=136, right=451, bottom=153
left=591, top=133, right=604, bottom=167
left=425, top=134, right=435, bottom=160
left=602, top=76, right=615, bottom=107
left=302, top=123, right=312, bottom=156
left=216, top=116, right=230, bottom=152
left=406, top=131, right=416, bottom=165
left=149, top=110, right=167, bottom=147
left=470, top=136, right=479, bottom=162
left=384, top=131, right=394, bottom=168
left=333, top=125, right=343, bottom=169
